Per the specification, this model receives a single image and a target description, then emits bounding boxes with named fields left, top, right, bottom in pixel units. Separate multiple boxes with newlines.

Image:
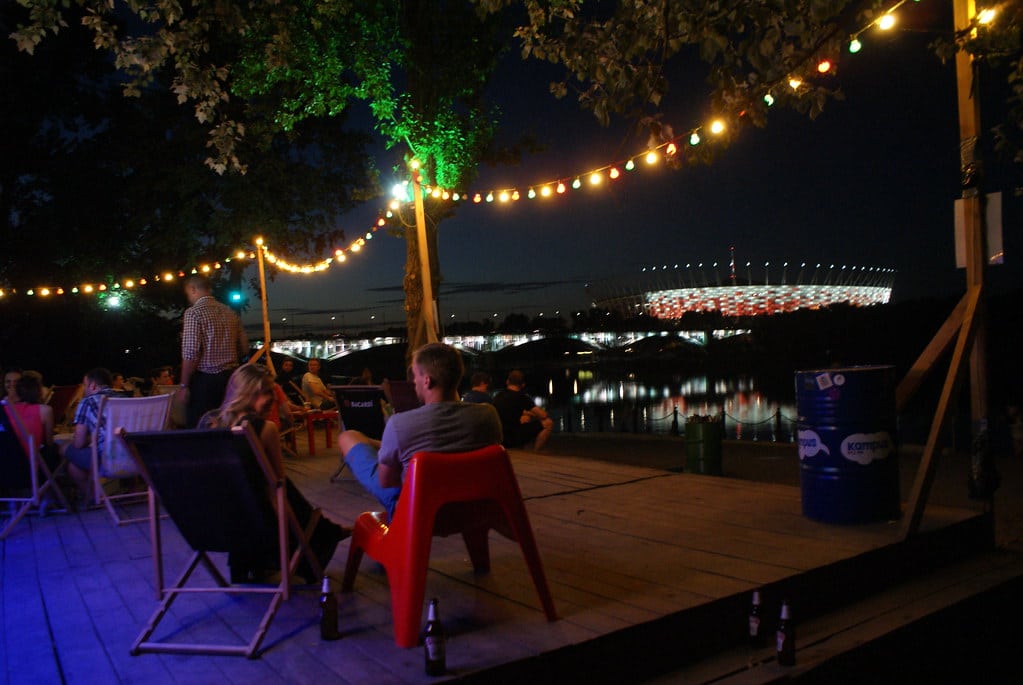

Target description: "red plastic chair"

left=341, top=444, right=557, bottom=647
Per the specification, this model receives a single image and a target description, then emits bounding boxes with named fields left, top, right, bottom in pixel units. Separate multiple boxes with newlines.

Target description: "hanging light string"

left=0, top=221, right=386, bottom=300
left=401, top=0, right=994, bottom=206
left=4, top=0, right=999, bottom=301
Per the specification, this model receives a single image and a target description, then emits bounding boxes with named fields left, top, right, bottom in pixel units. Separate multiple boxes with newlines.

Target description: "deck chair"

left=122, top=424, right=326, bottom=658
left=383, top=379, right=421, bottom=413
left=48, top=383, right=83, bottom=431
left=151, top=384, right=187, bottom=428
left=329, top=385, right=387, bottom=482
left=341, top=444, right=557, bottom=647
left=91, top=394, right=173, bottom=525
left=1, top=400, right=71, bottom=539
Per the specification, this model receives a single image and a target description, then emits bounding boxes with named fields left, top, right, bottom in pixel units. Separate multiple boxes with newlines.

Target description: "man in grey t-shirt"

left=338, top=343, right=502, bottom=517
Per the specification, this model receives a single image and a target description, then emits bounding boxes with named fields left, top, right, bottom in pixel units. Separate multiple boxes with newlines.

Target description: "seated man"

left=492, top=370, right=554, bottom=451
left=59, top=367, right=118, bottom=502
left=302, top=358, right=337, bottom=410
left=461, top=371, right=493, bottom=404
left=338, top=343, right=502, bottom=518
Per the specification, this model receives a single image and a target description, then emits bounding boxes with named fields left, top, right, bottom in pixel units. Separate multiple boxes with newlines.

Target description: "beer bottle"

left=319, top=576, right=340, bottom=640
left=748, top=590, right=764, bottom=647
left=776, top=600, right=795, bottom=666
left=423, top=598, right=446, bottom=676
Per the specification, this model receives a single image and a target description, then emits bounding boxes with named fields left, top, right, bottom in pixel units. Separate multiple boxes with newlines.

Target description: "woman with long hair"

left=199, top=364, right=349, bottom=584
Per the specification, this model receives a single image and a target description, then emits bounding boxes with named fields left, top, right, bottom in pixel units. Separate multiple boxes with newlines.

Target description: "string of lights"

left=412, top=0, right=980, bottom=205
left=2, top=0, right=999, bottom=302
left=0, top=225, right=384, bottom=301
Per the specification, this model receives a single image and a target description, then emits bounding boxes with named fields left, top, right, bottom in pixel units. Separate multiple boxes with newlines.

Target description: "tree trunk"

left=403, top=220, right=441, bottom=366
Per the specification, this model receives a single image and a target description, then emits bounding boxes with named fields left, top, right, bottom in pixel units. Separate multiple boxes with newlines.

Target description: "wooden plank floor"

left=2, top=434, right=987, bottom=685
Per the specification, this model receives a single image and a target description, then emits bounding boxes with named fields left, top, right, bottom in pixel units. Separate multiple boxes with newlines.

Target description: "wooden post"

left=954, top=0, right=988, bottom=426
left=256, top=238, right=275, bottom=376
left=900, top=0, right=990, bottom=536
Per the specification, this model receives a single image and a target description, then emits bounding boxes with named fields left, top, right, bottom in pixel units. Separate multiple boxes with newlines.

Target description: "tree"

left=10, top=0, right=508, bottom=357
left=2, top=3, right=377, bottom=315
left=470, top=1, right=1022, bottom=180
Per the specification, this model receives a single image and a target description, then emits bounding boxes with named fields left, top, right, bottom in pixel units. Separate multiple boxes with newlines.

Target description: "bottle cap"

left=780, top=601, right=790, bottom=619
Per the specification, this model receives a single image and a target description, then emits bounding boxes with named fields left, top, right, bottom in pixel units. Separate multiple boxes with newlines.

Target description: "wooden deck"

left=1, top=435, right=994, bottom=684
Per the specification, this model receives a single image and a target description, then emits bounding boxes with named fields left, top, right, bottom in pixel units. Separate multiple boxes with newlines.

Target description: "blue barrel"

left=795, top=365, right=900, bottom=524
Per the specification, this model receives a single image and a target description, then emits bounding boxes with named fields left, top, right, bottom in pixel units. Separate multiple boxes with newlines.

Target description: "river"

left=524, top=368, right=798, bottom=441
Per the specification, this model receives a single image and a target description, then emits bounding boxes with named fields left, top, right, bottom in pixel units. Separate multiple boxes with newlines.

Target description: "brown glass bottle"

left=748, top=590, right=765, bottom=647
left=319, top=576, right=340, bottom=640
left=776, top=600, right=795, bottom=666
left=423, top=598, right=446, bottom=676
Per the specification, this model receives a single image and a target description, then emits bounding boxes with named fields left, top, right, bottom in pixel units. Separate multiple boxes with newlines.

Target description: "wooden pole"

left=900, top=0, right=991, bottom=536
left=256, top=238, right=276, bottom=376
left=954, top=0, right=988, bottom=423
left=411, top=168, right=439, bottom=344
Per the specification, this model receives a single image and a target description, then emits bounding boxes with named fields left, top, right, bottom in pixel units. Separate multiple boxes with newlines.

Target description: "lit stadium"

left=588, top=253, right=895, bottom=319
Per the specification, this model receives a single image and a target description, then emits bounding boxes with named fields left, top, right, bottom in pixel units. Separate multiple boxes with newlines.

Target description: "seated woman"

left=198, top=364, right=350, bottom=584
left=11, top=374, right=59, bottom=469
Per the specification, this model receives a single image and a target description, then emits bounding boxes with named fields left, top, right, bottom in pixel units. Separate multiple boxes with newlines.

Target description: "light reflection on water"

left=533, top=371, right=798, bottom=442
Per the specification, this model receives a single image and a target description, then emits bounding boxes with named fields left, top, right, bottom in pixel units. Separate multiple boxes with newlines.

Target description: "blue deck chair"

left=122, top=423, right=326, bottom=658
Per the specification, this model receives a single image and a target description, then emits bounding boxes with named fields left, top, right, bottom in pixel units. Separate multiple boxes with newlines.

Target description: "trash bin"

left=685, top=416, right=723, bottom=475
left=796, top=365, right=900, bottom=524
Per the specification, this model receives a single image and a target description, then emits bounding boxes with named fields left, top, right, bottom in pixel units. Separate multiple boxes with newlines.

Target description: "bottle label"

left=425, top=635, right=445, bottom=661
left=749, top=616, right=760, bottom=636
left=776, top=630, right=786, bottom=652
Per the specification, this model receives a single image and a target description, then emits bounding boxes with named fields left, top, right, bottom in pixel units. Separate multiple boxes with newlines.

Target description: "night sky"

left=242, top=5, right=1021, bottom=335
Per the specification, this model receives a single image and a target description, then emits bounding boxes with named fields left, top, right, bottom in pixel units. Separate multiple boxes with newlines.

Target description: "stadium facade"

left=588, top=258, right=895, bottom=319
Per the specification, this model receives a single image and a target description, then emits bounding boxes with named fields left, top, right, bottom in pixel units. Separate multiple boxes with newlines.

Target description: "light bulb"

left=849, top=38, right=862, bottom=53
left=710, top=119, right=725, bottom=135
left=645, top=151, right=658, bottom=164
left=877, top=14, right=895, bottom=30
left=689, top=132, right=701, bottom=146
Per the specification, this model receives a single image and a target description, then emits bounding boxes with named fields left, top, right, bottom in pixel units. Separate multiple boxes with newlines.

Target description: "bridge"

left=257, top=328, right=748, bottom=360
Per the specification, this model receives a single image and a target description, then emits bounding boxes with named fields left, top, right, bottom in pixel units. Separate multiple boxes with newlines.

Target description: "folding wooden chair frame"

left=1, top=400, right=71, bottom=540
left=91, top=394, right=173, bottom=526
left=123, top=423, right=325, bottom=658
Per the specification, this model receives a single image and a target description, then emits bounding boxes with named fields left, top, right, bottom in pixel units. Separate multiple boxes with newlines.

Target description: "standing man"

left=338, top=343, right=502, bottom=518
left=177, top=276, right=249, bottom=427
left=492, top=370, right=554, bottom=451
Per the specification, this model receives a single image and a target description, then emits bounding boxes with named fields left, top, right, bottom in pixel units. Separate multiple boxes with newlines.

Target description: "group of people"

left=5, top=274, right=559, bottom=587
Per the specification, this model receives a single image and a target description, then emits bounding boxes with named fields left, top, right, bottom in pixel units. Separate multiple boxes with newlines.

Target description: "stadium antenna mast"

left=729, top=246, right=736, bottom=282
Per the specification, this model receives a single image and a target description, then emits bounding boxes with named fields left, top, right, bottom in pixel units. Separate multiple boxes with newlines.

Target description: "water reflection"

left=534, top=370, right=797, bottom=442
